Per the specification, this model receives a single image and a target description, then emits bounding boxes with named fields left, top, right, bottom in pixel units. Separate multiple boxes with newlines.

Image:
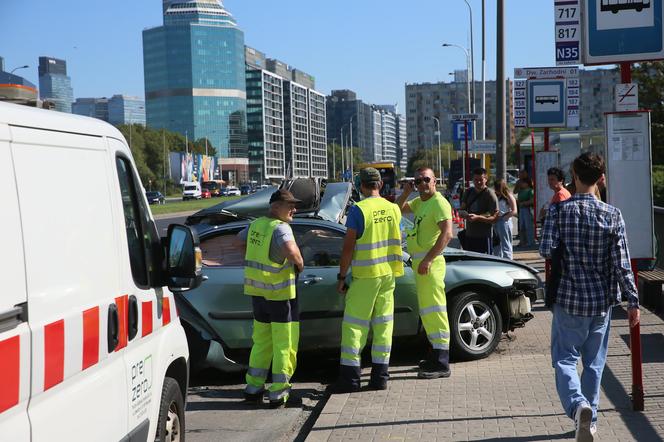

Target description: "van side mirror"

left=166, top=225, right=204, bottom=291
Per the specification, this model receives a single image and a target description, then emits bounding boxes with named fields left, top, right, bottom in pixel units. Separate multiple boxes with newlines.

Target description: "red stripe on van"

left=0, top=336, right=20, bottom=413
left=163, top=297, right=171, bottom=326
left=82, top=307, right=99, bottom=370
left=115, top=295, right=128, bottom=351
left=44, top=320, right=65, bottom=391
left=142, top=301, right=153, bottom=337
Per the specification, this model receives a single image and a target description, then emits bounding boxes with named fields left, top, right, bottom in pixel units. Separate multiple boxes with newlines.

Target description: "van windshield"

left=185, top=186, right=197, bottom=191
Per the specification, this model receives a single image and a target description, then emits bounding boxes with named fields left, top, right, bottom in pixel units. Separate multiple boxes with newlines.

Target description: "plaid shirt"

left=539, top=193, right=639, bottom=317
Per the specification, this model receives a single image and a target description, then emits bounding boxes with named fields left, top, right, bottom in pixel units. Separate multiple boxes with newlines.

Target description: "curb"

left=305, top=393, right=349, bottom=441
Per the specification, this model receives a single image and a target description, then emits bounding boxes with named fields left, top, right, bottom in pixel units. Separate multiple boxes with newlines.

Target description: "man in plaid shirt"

left=540, top=153, right=640, bottom=442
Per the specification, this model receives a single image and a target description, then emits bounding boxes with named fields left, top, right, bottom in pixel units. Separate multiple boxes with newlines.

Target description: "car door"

left=0, top=124, right=30, bottom=442
left=291, top=223, right=347, bottom=350
left=184, top=225, right=253, bottom=350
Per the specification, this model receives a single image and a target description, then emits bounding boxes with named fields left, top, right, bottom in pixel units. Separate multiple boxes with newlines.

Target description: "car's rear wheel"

left=449, top=291, right=502, bottom=361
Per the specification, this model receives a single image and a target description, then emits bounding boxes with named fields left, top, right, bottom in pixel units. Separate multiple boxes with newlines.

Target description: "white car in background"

left=226, top=186, right=241, bottom=196
left=182, top=181, right=202, bottom=200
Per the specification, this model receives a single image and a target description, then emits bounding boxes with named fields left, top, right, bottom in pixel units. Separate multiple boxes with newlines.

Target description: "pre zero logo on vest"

left=373, top=209, right=394, bottom=224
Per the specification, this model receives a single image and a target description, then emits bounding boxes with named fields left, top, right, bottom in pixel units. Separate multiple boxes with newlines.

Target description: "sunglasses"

left=414, top=177, right=432, bottom=185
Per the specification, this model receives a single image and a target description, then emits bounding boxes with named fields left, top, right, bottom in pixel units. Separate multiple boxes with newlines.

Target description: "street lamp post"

left=442, top=43, right=472, bottom=114
left=463, top=0, right=476, bottom=138
left=349, top=114, right=357, bottom=179
left=432, top=116, right=443, bottom=184
left=9, top=65, right=29, bottom=75
left=340, top=126, right=345, bottom=181
left=330, top=137, right=337, bottom=181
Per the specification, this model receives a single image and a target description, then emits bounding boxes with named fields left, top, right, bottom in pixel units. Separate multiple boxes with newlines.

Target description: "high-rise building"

left=405, top=77, right=515, bottom=149
left=245, top=47, right=327, bottom=181
left=326, top=91, right=406, bottom=165
left=108, top=95, right=146, bottom=126
left=143, top=0, right=247, bottom=158
left=72, top=97, right=109, bottom=121
left=38, top=56, right=74, bottom=113
left=578, top=68, right=620, bottom=130
left=308, top=90, right=328, bottom=178
left=396, top=114, right=408, bottom=170
left=246, top=68, right=285, bottom=182
left=72, top=95, right=146, bottom=126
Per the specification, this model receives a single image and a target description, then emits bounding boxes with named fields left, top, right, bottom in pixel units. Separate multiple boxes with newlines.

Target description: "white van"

left=182, top=181, right=202, bottom=200
left=0, top=102, right=204, bottom=442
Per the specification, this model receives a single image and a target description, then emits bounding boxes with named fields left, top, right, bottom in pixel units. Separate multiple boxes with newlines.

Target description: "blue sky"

left=1, top=0, right=556, bottom=110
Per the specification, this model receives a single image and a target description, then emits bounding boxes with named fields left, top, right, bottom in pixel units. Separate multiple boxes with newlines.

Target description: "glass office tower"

left=38, top=57, right=74, bottom=113
left=143, top=0, right=247, bottom=158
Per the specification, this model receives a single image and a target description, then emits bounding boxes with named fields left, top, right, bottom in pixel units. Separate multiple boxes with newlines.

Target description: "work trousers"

left=245, top=296, right=300, bottom=403
left=413, top=256, right=450, bottom=368
left=339, top=274, right=396, bottom=387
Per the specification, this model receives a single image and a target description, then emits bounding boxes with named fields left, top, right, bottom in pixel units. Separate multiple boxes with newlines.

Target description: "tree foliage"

left=633, top=62, right=664, bottom=165
left=406, top=145, right=455, bottom=177
left=116, top=124, right=217, bottom=192
left=326, top=143, right=365, bottom=181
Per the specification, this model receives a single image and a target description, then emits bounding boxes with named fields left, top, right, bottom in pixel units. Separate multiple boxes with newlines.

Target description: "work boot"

left=329, top=365, right=361, bottom=394
left=417, top=360, right=451, bottom=379
left=268, top=397, right=287, bottom=409
left=328, top=382, right=361, bottom=394
left=368, top=363, right=389, bottom=390
left=243, top=389, right=265, bottom=404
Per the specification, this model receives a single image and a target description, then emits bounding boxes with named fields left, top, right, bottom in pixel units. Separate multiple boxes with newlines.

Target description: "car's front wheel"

left=449, top=291, right=502, bottom=361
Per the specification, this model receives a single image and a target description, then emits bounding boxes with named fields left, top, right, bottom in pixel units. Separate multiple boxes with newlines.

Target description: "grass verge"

left=149, top=196, right=240, bottom=216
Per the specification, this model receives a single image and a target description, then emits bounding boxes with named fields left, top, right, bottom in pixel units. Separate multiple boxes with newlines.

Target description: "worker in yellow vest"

left=396, top=167, right=454, bottom=379
left=236, top=189, right=304, bottom=407
left=330, top=167, right=404, bottom=393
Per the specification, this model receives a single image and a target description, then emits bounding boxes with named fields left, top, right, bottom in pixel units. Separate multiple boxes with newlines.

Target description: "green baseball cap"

left=359, top=167, right=381, bottom=184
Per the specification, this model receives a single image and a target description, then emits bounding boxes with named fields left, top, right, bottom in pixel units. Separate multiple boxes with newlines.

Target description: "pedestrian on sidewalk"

left=540, top=153, right=640, bottom=441
left=396, top=167, right=454, bottom=379
left=538, top=167, right=572, bottom=221
left=493, top=178, right=517, bottom=259
left=331, top=168, right=404, bottom=393
left=515, top=172, right=536, bottom=248
left=459, top=168, right=500, bottom=254
left=236, top=189, right=304, bottom=408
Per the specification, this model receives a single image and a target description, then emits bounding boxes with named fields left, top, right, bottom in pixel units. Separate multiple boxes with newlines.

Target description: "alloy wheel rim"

left=456, top=300, right=496, bottom=352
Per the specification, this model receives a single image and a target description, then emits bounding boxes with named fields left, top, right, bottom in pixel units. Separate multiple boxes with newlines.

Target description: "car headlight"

left=507, top=269, right=536, bottom=281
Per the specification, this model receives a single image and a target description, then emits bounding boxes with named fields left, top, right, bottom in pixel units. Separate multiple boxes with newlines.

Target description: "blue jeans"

left=493, top=218, right=513, bottom=259
left=551, top=304, right=612, bottom=423
left=518, top=207, right=535, bottom=246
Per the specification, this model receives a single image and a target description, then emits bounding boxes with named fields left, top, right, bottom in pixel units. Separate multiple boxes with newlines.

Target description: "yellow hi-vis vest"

left=406, top=192, right=449, bottom=260
left=351, top=197, right=404, bottom=279
left=244, top=217, right=296, bottom=300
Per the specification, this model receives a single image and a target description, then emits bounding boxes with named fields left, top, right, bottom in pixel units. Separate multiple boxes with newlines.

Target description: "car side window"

left=200, top=229, right=245, bottom=267
left=116, top=156, right=161, bottom=287
left=292, top=225, right=344, bottom=267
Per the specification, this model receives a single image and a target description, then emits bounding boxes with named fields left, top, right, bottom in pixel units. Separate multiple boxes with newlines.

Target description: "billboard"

left=168, top=152, right=217, bottom=184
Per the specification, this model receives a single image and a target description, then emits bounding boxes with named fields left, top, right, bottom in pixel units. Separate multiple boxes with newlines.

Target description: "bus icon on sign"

left=535, top=96, right=559, bottom=105
left=601, top=0, right=650, bottom=14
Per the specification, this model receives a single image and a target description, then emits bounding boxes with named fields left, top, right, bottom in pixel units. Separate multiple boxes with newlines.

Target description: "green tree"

left=406, top=145, right=454, bottom=178
left=633, top=62, right=664, bottom=165
left=326, top=143, right=363, bottom=181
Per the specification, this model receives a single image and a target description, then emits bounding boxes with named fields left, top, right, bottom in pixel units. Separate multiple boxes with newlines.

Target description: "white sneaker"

left=574, top=403, right=594, bottom=442
left=590, top=422, right=598, bottom=436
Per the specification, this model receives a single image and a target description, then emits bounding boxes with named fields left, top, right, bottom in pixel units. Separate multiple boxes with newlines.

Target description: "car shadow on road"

left=186, top=387, right=325, bottom=412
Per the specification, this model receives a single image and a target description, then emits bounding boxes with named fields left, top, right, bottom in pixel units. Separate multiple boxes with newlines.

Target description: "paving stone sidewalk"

left=307, top=249, right=664, bottom=441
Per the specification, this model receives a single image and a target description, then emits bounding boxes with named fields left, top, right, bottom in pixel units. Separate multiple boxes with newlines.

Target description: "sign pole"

left=464, top=120, right=470, bottom=189
left=621, top=62, right=632, bottom=84
left=544, top=127, right=550, bottom=152
left=630, top=259, right=644, bottom=412
left=531, top=130, right=537, bottom=241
